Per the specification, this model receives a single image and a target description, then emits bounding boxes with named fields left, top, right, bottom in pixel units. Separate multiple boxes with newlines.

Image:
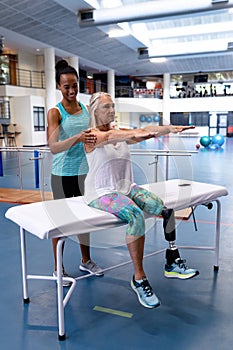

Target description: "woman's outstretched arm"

left=143, top=125, right=195, bottom=137
left=84, top=125, right=195, bottom=152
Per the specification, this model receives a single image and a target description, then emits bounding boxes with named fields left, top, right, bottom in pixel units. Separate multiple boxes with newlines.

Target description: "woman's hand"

left=169, top=125, right=195, bottom=134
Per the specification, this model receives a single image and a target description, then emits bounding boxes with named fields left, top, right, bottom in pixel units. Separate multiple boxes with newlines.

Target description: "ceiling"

left=0, top=0, right=233, bottom=79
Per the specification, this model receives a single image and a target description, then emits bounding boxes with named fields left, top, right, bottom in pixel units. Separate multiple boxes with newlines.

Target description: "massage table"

left=5, top=179, right=228, bottom=340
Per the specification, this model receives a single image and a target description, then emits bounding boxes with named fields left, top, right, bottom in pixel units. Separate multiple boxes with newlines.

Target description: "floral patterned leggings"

left=89, top=185, right=164, bottom=236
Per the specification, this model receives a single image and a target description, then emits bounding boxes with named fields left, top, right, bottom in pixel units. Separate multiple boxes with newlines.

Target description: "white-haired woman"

left=83, top=92, right=199, bottom=309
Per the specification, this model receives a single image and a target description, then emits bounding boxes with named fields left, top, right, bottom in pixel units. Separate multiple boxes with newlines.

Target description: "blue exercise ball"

left=200, top=136, right=211, bottom=147
left=147, top=116, right=152, bottom=123
left=153, top=115, right=160, bottom=122
left=140, top=115, right=146, bottom=122
left=211, top=134, right=225, bottom=147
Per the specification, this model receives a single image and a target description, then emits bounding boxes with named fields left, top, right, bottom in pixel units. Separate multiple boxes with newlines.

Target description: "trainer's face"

left=58, top=73, right=79, bottom=101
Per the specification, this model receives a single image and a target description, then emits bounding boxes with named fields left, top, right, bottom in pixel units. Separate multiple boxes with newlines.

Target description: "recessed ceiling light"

left=87, top=72, right=93, bottom=79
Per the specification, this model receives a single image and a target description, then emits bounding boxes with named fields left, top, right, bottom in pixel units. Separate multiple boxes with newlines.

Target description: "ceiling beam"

left=78, top=0, right=233, bottom=27
left=139, top=49, right=233, bottom=61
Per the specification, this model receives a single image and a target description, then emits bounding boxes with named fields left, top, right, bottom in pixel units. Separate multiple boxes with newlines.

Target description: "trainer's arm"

left=47, top=108, right=96, bottom=154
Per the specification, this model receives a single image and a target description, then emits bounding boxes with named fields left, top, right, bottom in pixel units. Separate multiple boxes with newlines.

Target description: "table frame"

left=19, top=198, right=222, bottom=340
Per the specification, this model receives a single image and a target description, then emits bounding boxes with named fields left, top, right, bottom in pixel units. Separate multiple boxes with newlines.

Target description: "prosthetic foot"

left=161, top=207, right=199, bottom=279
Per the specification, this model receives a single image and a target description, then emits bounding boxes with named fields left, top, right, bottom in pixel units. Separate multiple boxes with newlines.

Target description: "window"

left=190, top=112, right=209, bottom=126
left=170, top=112, right=189, bottom=125
left=33, top=106, right=45, bottom=131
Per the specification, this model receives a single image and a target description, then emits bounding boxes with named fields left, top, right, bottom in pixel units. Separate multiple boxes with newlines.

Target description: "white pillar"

left=68, top=56, right=80, bottom=98
left=107, top=69, right=115, bottom=99
left=44, top=47, right=56, bottom=112
left=68, top=56, right=79, bottom=72
left=162, top=73, right=170, bottom=124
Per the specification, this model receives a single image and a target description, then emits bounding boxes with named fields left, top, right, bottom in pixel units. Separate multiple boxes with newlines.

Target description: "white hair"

left=88, top=92, right=111, bottom=128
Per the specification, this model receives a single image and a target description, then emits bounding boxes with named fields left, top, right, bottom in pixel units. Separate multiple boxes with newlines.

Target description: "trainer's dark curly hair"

left=55, top=59, right=79, bottom=85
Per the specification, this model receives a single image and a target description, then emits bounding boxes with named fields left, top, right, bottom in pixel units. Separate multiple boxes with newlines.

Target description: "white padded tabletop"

left=142, top=179, right=228, bottom=211
left=5, top=179, right=228, bottom=240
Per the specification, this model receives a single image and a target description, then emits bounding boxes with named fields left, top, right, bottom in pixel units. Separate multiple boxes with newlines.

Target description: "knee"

left=161, top=207, right=174, bottom=221
left=127, top=208, right=145, bottom=236
left=143, top=196, right=164, bottom=216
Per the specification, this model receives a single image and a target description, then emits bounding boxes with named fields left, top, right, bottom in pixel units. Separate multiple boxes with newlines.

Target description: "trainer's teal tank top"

left=51, top=101, right=89, bottom=176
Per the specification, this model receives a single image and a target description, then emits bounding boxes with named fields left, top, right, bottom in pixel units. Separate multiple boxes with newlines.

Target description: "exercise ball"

left=147, top=116, right=152, bottom=123
left=139, top=115, right=146, bottom=122
left=211, top=134, right=225, bottom=147
left=200, top=136, right=211, bottom=147
left=153, top=115, right=160, bottom=122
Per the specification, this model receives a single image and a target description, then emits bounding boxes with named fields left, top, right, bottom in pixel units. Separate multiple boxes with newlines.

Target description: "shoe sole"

left=130, top=280, right=161, bottom=309
left=164, top=270, right=199, bottom=280
left=79, top=265, right=104, bottom=276
left=53, top=273, right=72, bottom=287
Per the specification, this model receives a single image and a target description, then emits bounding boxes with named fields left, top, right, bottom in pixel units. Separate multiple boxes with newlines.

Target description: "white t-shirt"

left=84, top=141, right=134, bottom=204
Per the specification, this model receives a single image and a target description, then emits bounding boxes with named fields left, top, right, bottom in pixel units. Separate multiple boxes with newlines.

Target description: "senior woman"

left=84, top=92, right=198, bottom=309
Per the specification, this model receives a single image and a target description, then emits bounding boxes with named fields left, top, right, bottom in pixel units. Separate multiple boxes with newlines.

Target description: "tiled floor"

left=0, top=136, right=233, bottom=350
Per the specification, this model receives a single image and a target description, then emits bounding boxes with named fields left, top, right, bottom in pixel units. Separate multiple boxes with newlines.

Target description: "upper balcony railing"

left=15, top=68, right=45, bottom=89
left=1, top=67, right=232, bottom=99
left=0, top=68, right=46, bottom=89
left=0, top=69, right=108, bottom=93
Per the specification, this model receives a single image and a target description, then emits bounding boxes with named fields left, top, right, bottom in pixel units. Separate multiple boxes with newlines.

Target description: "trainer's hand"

left=80, top=129, right=97, bottom=144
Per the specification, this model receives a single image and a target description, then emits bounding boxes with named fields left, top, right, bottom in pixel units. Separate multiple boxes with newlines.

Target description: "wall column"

left=68, top=56, right=79, bottom=72
left=162, top=73, right=171, bottom=124
left=44, top=47, right=56, bottom=112
left=107, top=69, right=115, bottom=99
left=68, top=56, right=80, bottom=98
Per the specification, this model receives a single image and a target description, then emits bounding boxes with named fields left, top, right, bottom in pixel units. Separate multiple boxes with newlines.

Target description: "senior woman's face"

left=95, top=95, right=115, bottom=127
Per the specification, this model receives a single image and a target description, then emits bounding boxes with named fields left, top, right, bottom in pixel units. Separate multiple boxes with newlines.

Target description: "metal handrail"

left=1, top=146, right=198, bottom=198
left=0, top=147, right=50, bottom=198
left=130, top=149, right=198, bottom=182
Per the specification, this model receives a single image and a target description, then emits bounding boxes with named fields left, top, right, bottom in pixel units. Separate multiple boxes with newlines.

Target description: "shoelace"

left=140, top=280, right=153, bottom=297
left=176, top=259, right=188, bottom=270
left=87, top=260, right=98, bottom=270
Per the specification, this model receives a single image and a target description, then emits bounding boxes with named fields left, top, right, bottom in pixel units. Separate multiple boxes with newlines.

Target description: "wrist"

left=74, top=134, right=80, bottom=144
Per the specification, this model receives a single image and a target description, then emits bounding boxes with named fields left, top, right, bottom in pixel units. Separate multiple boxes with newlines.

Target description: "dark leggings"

left=51, top=174, right=86, bottom=199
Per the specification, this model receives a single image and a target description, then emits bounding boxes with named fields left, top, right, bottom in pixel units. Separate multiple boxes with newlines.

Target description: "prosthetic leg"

left=161, top=207, right=199, bottom=278
left=161, top=207, right=180, bottom=265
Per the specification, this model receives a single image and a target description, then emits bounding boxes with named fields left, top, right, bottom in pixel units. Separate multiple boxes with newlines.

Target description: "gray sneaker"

left=131, top=275, right=160, bottom=309
left=79, top=259, right=104, bottom=276
left=164, top=258, right=199, bottom=279
left=53, top=270, right=72, bottom=287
